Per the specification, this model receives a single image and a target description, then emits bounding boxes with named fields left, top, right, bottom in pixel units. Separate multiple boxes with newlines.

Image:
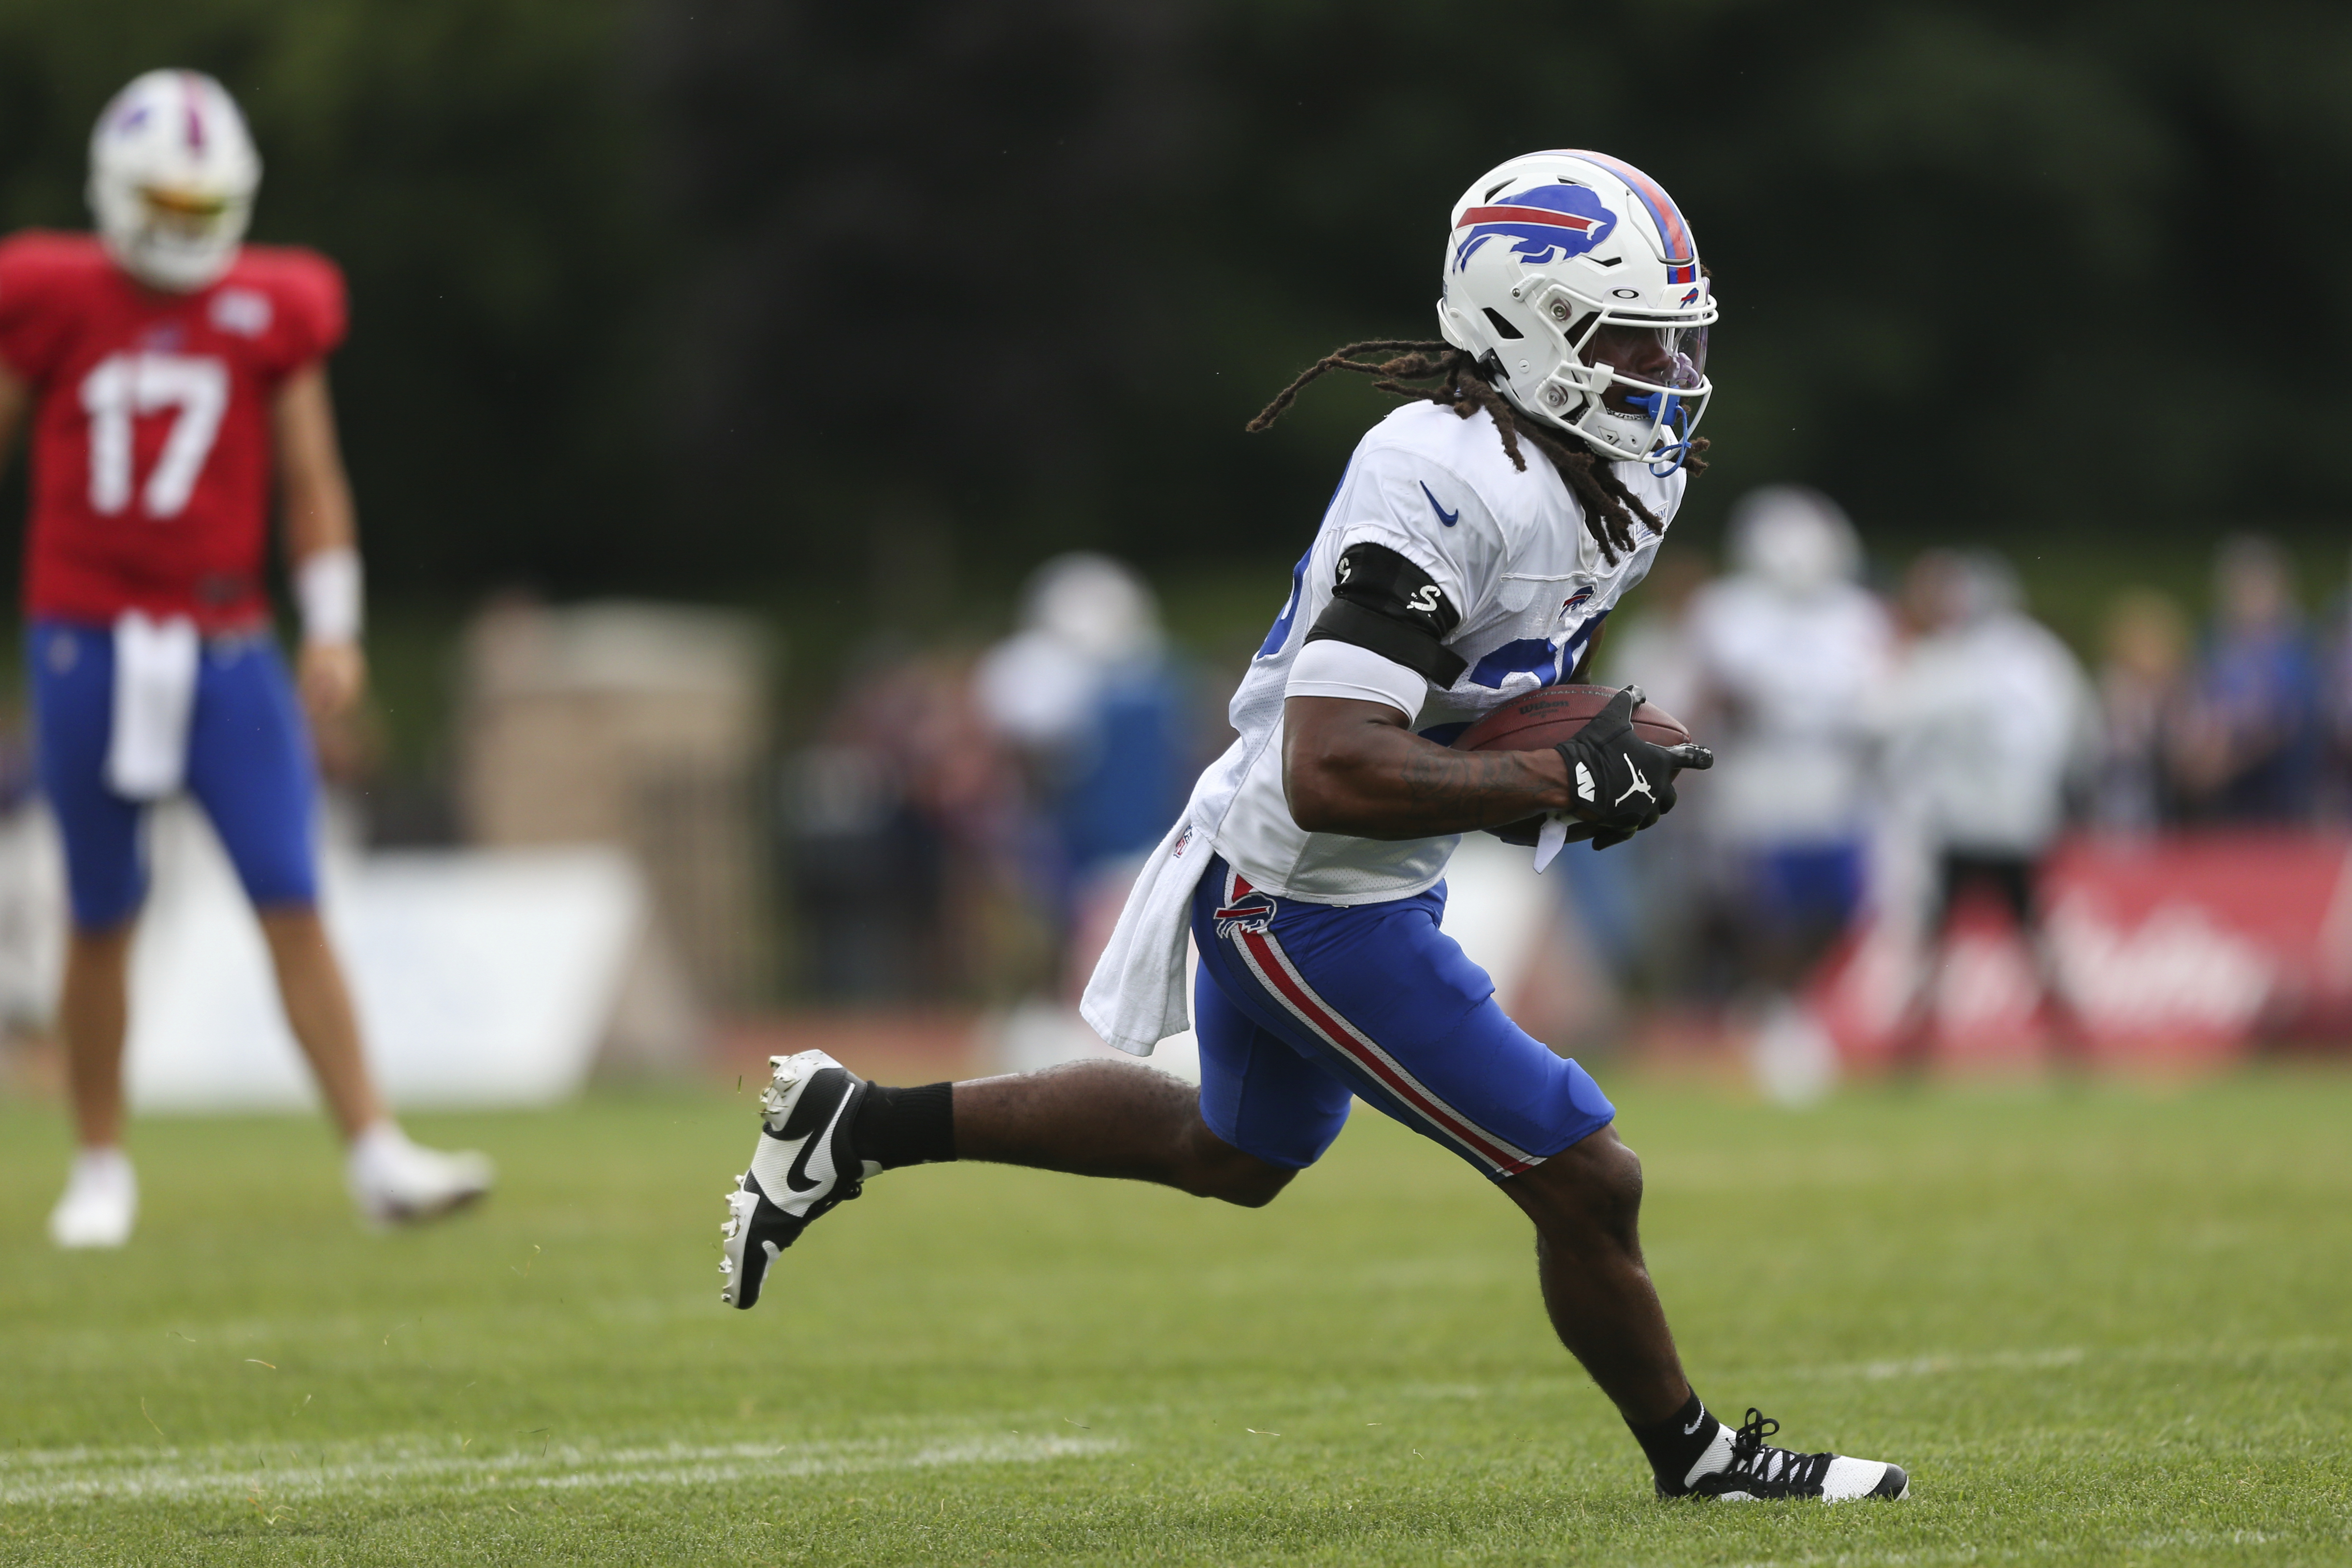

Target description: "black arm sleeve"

left=1301, top=542, right=1467, bottom=686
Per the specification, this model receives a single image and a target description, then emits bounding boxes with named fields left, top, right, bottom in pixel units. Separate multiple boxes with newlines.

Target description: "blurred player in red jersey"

left=0, top=71, right=492, bottom=1247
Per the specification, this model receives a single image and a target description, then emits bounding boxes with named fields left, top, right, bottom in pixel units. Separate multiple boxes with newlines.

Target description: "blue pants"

left=1189, top=854, right=1615, bottom=1180
left=30, top=620, right=321, bottom=930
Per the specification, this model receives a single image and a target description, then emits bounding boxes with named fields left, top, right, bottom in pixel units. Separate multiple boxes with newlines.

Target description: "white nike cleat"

left=719, top=1050, right=875, bottom=1311
left=1674, top=1409, right=1909, bottom=1502
left=49, top=1148, right=137, bottom=1249
left=346, top=1124, right=494, bottom=1226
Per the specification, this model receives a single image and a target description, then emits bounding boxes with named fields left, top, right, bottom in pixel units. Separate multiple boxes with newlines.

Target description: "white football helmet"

left=1436, top=150, right=1715, bottom=474
left=87, top=71, right=261, bottom=293
left=1727, top=486, right=1861, bottom=595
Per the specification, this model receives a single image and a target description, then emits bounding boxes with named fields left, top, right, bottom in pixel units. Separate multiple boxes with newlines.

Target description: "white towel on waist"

left=105, top=611, right=201, bottom=800
left=1079, top=814, right=1208, bottom=1056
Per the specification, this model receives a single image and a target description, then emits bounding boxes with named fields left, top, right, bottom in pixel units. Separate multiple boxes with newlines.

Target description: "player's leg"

left=1192, top=857, right=1907, bottom=1501
left=717, top=969, right=1319, bottom=1308
left=252, top=907, right=383, bottom=1136
left=57, top=923, right=136, bottom=1148
left=29, top=622, right=149, bottom=1246
left=1891, top=848, right=1962, bottom=1074
left=184, top=634, right=491, bottom=1222
left=2003, top=853, right=2087, bottom=1069
left=1499, top=1124, right=1687, bottom=1421
left=953, top=1058, right=1297, bottom=1204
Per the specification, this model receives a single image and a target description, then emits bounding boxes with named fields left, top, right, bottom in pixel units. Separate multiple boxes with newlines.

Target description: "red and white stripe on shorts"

left=1218, top=867, right=1540, bottom=1178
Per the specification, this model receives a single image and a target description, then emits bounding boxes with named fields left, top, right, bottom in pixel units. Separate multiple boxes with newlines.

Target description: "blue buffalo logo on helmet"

left=1452, top=184, right=1617, bottom=272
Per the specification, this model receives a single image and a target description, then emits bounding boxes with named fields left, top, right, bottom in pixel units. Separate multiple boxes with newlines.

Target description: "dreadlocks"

left=1246, top=340, right=1706, bottom=566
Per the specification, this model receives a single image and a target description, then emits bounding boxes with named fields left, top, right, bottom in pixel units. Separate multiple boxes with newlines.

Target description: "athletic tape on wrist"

left=296, top=547, right=364, bottom=645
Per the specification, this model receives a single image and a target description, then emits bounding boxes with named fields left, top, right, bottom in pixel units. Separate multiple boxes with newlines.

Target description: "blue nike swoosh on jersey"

left=1419, top=482, right=1459, bottom=527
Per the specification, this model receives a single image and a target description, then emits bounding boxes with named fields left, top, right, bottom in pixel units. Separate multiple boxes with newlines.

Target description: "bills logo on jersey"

left=1212, top=890, right=1277, bottom=939
left=210, top=287, right=273, bottom=338
left=1559, top=586, right=1596, bottom=620
left=1453, top=185, right=1617, bottom=272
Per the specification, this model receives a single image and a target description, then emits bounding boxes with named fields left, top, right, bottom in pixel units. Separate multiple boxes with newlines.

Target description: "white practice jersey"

left=1185, top=399, right=1684, bottom=903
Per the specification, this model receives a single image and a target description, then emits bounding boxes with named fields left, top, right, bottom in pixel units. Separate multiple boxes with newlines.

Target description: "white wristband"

left=295, top=547, right=364, bottom=646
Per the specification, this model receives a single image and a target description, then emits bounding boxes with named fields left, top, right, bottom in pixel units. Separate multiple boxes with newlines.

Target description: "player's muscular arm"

left=1281, top=540, right=1576, bottom=838
left=271, top=365, right=367, bottom=720
left=1283, top=695, right=1572, bottom=840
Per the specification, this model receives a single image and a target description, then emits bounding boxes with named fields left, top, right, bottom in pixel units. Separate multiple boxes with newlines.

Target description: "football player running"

left=720, top=152, right=1908, bottom=1502
left=0, top=71, right=492, bottom=1247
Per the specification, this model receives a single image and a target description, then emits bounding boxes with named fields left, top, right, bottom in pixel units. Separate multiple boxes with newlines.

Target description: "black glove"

left=1553, top=685, right=1714, bottom=851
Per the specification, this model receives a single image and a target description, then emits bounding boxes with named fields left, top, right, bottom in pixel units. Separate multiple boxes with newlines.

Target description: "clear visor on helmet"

left=138, top=185, right=239, bottom=242
left=1580, top=320, right=1709, bottom=413
left=1569, top=315, right=1711, bottom=476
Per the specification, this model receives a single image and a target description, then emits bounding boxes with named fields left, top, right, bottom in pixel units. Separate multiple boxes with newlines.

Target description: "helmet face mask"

left=1436, top=151, right=1717, bottom=475
left=87, top=71, right=260, bottom=293
left=1555, top=311, right=1710, bottom=471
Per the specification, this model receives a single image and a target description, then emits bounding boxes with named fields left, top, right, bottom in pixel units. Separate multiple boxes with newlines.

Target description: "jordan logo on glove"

left=1550, top=685, right=1713, bottom=852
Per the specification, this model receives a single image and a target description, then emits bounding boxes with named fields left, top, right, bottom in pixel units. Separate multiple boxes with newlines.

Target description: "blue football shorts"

left=1188, top=852, right=1615, bottom=1180
left=29, top=620, right=321, bottom=930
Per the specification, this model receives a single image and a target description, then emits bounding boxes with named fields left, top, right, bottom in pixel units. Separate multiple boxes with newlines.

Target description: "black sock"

left=851, top=1082, right=956, bottom=1169
left=1627, top=1390, right=1719, bottom=1495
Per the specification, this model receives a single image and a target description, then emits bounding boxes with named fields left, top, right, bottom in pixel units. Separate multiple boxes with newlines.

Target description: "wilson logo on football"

left=1452, top=185, right=1617, bottom=271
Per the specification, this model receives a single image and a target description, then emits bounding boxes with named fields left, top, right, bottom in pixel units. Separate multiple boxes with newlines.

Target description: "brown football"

left=1450, top=684, right=1693, bottom=755
left=1450, top=685, right=1695, bottom=846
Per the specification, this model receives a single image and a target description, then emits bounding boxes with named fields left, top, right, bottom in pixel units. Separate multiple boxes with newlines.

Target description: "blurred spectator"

left=2092, top=588, right=2191, bottom=832
left=1686, top=487, right=1893, bottom=990
left=2323, top=548, right=2352, bottom=821
left=784, top=649, right=1044, bottom=1003
left=1878, top=551, right=2094, bottom=1066
left=2169, top=536, right=2321, bottom=823
left=975, top=554, right=1189, bottom=998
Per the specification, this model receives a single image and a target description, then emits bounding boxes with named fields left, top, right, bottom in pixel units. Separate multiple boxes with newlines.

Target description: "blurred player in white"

left=717, top=153, right=1908, bottom=1503
left=1879, top=549, right=2094, bottom=1066
left=0, top=71, right=492, bottom=1247
left=974, top=552, right=1189, bottom=1009
left=1688, top=489, right=1892, bottom=985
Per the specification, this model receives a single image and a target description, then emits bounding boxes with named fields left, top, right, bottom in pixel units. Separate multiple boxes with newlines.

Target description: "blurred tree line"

left=1, top=0, right=2347, bottom=608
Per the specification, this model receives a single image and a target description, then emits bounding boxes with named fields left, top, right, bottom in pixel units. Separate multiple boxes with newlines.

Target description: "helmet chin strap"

left=1625, top=389, right=1695, bottom=477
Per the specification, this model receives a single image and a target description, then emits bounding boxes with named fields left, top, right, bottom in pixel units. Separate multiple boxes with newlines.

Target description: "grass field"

left=0, top=1069, right=2347, bottom=1566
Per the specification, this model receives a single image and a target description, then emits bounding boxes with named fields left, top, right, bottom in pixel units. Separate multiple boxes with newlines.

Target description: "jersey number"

left=79, top=352, right=229, bottom=519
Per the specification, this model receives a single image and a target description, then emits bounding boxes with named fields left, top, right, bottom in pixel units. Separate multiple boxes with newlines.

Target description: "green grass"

left=0, top=1072, right=2347, bottom=1565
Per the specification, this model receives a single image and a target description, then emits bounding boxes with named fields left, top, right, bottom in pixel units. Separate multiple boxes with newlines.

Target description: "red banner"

left=1810, top=833, right=2352, bottom=1072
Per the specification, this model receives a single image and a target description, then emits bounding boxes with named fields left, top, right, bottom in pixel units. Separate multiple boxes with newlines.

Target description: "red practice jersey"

left=0, top=231, right=345, bottom=632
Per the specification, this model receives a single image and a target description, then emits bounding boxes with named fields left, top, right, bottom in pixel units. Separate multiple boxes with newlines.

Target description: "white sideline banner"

left=92, top=803, right=644, bottom=1112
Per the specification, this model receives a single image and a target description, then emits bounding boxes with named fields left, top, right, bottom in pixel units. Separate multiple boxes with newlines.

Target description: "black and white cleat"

left=718, top=1050, right=876, bottom=1311
left=1673, top=1409, right=1909, bottom=1502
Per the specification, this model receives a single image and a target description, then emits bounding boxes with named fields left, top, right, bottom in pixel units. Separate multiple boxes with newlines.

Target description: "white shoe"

left=1674, top=1408, right=1909, bottom=1502
left=346, top=1124, right=494, bottom=1226
left=49, top=1149, right=137, bottom=1249
left=719, top=1051, right=875, bottom=1310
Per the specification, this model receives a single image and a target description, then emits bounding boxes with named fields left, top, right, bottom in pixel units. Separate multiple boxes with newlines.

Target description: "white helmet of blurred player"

left=1436, top=150, right=1714, bottom=474
left=87, top=71, right=261, bottom=293
left=1728, top=486, right=1861, bottom=595
left=1022, top=552, right=1162, bottom=665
